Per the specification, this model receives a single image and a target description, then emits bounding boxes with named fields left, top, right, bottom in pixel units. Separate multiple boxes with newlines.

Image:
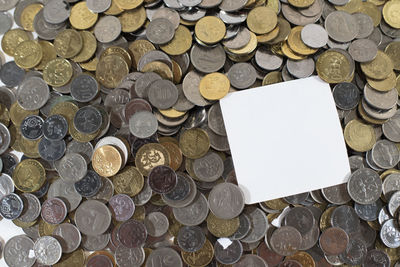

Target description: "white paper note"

left=220, top=76, right=351, bottom=204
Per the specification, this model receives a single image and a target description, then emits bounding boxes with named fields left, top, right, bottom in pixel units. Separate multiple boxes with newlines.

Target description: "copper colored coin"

left=117, top=219, right=147, bottom=248
left=124, top=98, right=152, bottom=121
left=41, top=197, right=68, bottom=224
left=87, top=254, right=114, bottom=267
left=148, top=165, right=177, bottom=194
left=257, top=241, right=284, bottom=266
left=319, top=227, right=349, bottom=256
left=279, top=260, right=302, bottom=267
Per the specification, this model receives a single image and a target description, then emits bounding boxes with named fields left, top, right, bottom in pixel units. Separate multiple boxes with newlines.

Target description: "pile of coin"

left=0, top=0, right=400, bottom=266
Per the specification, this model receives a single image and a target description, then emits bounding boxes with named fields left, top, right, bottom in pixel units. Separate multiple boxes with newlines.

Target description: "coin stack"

left=0, top=0, right=400, bottom=266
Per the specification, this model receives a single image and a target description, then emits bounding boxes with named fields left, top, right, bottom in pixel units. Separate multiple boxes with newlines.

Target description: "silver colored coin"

left=321, top=183, right=351, bottom=205
left=70, top=74, right=99, bottom=103
left=223, top=26, right=250, bottom=49
left=388, top=191, right=400, bottom=217
left=367, top=26, right=382, bottom=46
left=43, top=114, right=68, bottom=141
left=88, top=176, right=114, bottom=203
left=152, top=8, right=180, bottom=29
left=39, top=138, right=66, bottom=162
left=380, top=219, right=400, bottom=248
left=228, top=62, right=257, bottom=89
left=193, top=151, right=224, bottom=182
left=0, top=123, right=10, bottom=155
left=0, top=12, right=12, bottom=34
left=331, top=205, right=360, bottom=235
left=0, top=173, right=14, bottom=198
left=108, top=193, right=135, bottom=222
left=282, top=3, right=321, bottom=26
left=0, top=0, right=19, bottom=11
left=34, top=236, right=62, bottom=265
left=66, top=140, right=93, bottom=164
left=364, top=84, right=398, bottom=111
left=285, top=206, right=315, bottom=235
left=325, top=11, right=359, bottom=43
left=73, top=106, right=102, bottom=134
left=116, top=246, right=145, bottom=267
left=0, top=193, right=24, bottom=220
left=378, top=206, right=391, bottom=226
left=299, top=0, right=322, bottom=17
left=301, top=24, right=328, bottom=48
left=286, top=58, right=315, bottom=78
left=382, top=173, right=400, bottom=201
left=371, top=140, right=400, bottom=169
left=33, top=9, right=67, bottom=40
left=86, top=0, right=111, bottom=13
left=270, top=226, right=302, bottom=256
left=229, top=213, right=251, bottom=240
left=241, top=207, right=268, bottom=243
left=383, top=113, right=400, bottom=142
left=348, top=38, right=378, bottom=63
left=162, top=172, right=197, bottom=208
left=219, top=0, right=247, bottom=12
left=94, top=15, right=122, bottom=43
left=255, top=47, right=283, bottom=71
left=53, top=223, right=81, bottom=253
left=163, top=0, right=184, bottom=9
left=173, top=84, right=195, bottom=111
left=146, top=18, right=175, bottom=45
left=4, top=235, right=36, bottom=267
left=363, top=249, right=390, bottom=267
left=57, top=153, right=87, bottom=184
left=173, top=191, right=209, bottom=226
left=14, top=0, right=40, bottom=27
left=43, top=0, right=70, bottom=24
left=215, top=239, right=243, bottom=265
left=144, top=211, right=169, bottom=237
left=179, top=0, right=201, bottom=7
left=332, top=82, right=360, bottom=110
left=145, top=247, right=183, bottom=267
left=190, top=44, right=226, bottom=73
left=18, top=193, right=41, bottom=223
left=133, top=178, right=152, bottom=206
left=179, top=7, right=206, bottom=21
left=138, top=50, right=173, bottom=71
left=23, top=225, right=40, bottom=242
left=347, top=168, right=382, bottom=205
left=354, top=199, right=383, bottom=222
left=208, top=182, right=245, bottom=219
left=17, top=76, right=50, bottom=111
left=0, top=61, right=25, bottom=88
left=81, top=232, right=110, bottom=251
left=75, top=200, right=112, bottom=236
left=199, top=0, right=222, bottom=8
left=362, top=98, right=397, bottom=120
left=233, top=254, right=267, bottom=267
left=147, top=79, right=179, bottom=109
left=353, top=12, right=374, bottom=39
left=129, top=111, right=158, bottom=139
left=47, top=178, right=82, bottom=211
left=134, top=72, right=162, bottom=98
left=177, top=225, right=205, bottom=252
left=328, top=0, right=349, bottom=5
left=219, top=10, right=247, bottom=25
left=183, top=106, right=207, bottom=129
left=338, top=237, right=367, bottom=265
left=0, top=86, right=15, bottom=109
left=206, top=126, right=230, bottom=152
left=182, top=71, right=211, bottom=106
left=380, top=20, right=400, bottom=39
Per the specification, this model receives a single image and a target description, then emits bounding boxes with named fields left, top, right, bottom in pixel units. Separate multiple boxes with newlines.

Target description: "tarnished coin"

left=319, top=227, right=349, bottom=256
left=38, top=138, right=66, bottom=161
left=146, top=18, right=175, bottom=45
left=43, top=114, right=68, bottom=141
left=118, top=219, right=147, bottom=248
left=53, top=223, right=82, bottom=253
left=331, top=205, right=360, bottom=235
left=3, top=235, right=36, bottom=267
left=129, top=111, right=158, bottom=139
left=108, top=194, right=135, bottom=222
left=0, top=193, right=24, bottom=220
left=41, top=197, right=67, bottom=224
left=332, top=82, right=360, bottom=110
left=363, top=249, right=390, bottom=267
left=177, top=225, right=206, bottom=252
left=34, top=236, right=62, bottom=265
left=74, top=170, right=102, bottom=198
left=148, top=165, right=177, bottom=194
left=285, top=206, right=315, bottom=235
left=75, top=200, right=112, bottom=236
left=209, top=182, right=244, bottom=220
left=73, top=106, right=102, bottom=134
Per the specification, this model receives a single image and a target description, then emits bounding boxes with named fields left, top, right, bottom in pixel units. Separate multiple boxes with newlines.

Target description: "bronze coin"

left=124, top=98, right=152, bottom=121
left=319, top=227, right=349, bottom=256
left=40, top=197, right=68, bottom=225
left=148, top=165, right=177, bottom=194
left=257, top=241, right=284, bottom=266
left=117, top=219, right=147, bottom=248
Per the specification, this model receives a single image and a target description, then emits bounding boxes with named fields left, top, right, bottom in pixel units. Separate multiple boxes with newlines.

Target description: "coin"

left=0, top=61, right=26, bottom=88
left=146, top=18, right=175, bottom=45
left=179, top=128, right=210, bottom=159
left=4, top=235, right=36, bottom=267
left=92, top=145, right=122, bottom=177
left=247, top=6, right=277, bottom=34
left=0, top=193, right=24, bottom=219
left=344, top=119, right=376, bottom=152
left=74, top=170, right=102, bottom=198
left=228, top=62, right=257, bottom=89
left=270, top=226, right=302, bottom=256
left=34, top=236, right=63, bottom=265
left=348, top=168, right=382, bottom=205
left=199, top=72, right=230, bottom=100
left=41, top=197, right=68, bottom=224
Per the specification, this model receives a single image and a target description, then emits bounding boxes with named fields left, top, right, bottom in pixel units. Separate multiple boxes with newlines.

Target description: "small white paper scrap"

left=220, top=76, right=351, bottom=204
left=217, top=238, right=233, bottom=249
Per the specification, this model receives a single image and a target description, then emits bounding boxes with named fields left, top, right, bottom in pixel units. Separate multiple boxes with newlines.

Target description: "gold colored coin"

left=0, top=103, right=10, bottom=126
left=100, top=46, right=132, bottom=69
left=13, top=159, right=46, bottom=192
left=80, top=57, right=98, bottom=71
left=1, top=28, right=30, bottom=57
left=257, top=25, right=280, bottom=44
left=39, top=218, right=58, bottom=236
left=128, top=39, right=155, bottom=69
left=289, top=0, right=314, bottom=7
left=226, top=31, right=257, bottom=55
left=199, top=72, right=230, bottom=100
left=12, top=218, right=37, bottom=228
left=266, top=0, right=280, bottom=13
left=383, top=0, right=400, bottom=29
left=104, top=0, right=124, bottom=15
left=206, top=213, right=240, bottom=237
left=262, top=71, right=282, bottom=86
left=179, top=128, right=210, bottom=159
left=69, top=1, right=98, bottom=30
left=180, top=18, right=196, bottom=26
left=385, top=41, right=400, bottom=71
left=286, top=252, right=316, bottom=267
left=264, top=198, right=289, bottom=210
left=159, top=136, right=179, bottom=145
left=246, top=6, right=277, bottom=34
left=344, top=119, right=376, bottom=152
left=316, top=50, right=351, bottom=83
left=357, top=102, right=388, bottom=125
left=14, top=40, right=43, bottom=69
left=19, top=136, right=40, bottom=158
left=361, top=50, right=393, bottom=80
left=181, top=239, right=214, bottom=267
left=195, top=16, right=226, bottom=45
left=72, top=31, right=97, bottom=63
left=50, top=101, right=79, bottom=127
left=20, top=3, right=43, bottom=31
left=92, top=145, right=122, bottom=177
left=281, top=41, right=306, bottom=60
left=160, top=25, right=192, bottom=56
left=161, top=142, right=183, bottom=171
left=114, top=0, right=143, bottom=9
left=142, top=61, right=173, bottom=80
left=159, top=108, right=186, bottom=118
left=335, top=0, right=362, bottom=13
left=366, top=71, right=397, bottom=92
left=113, top=166, right=144, bottom=197
left=150, top=194, right=167, bottom=206
left=358, top=2, right=381, bottom=27
left=54, top=249, right=85, bottom=267
left=118, top=6, right=146, bottom=33
left=96, top=54, right=129, bottom=88
left=172, top=60, right=182, bottom=84
left=43, top=58, right=73, bottom=87
left=10, top=102, right=39, bottom=125
left=135, top=143, right=171, bottom=176
left=35, top=41, right=57, bottom=70
left=288, top=26, right=318, bottom=55
left=132, top=205, right=146, bottom=221
left=319, top=206, right=335, bottom=231
left=227, top=51, right=256, bottom=63
left=54, top=29, right=83, bottom=58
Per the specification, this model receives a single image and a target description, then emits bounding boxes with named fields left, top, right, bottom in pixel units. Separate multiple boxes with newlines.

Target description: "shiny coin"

left=20, top=115, right=44, bottom=140
left=34, top=236, right=62, bottom=265
left=43, top=114, right=68, bottom=141
left=347, top=168, right=382, bottom=205
left=0, top=193, right=24, bottom=219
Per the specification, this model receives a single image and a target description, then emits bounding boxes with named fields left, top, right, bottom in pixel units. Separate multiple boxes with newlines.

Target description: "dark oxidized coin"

left=257, top=241, right=284, bottom=267
left=163, top=172, right=191, bottom=202
left=0, top=61, right=25, bottom=88
left=38, top=138, right=66, bottom=161
left=70, top=74, right=99, bottom=103
left=43, top=114, right=68, bottom=141
left=41, top=197, right=68, bottom=224
left=73, top=106, right=102, bottom=134
left=319, top=227, right=349, bottom=256
left=117, top=219, right=147, bottom=248
left=363, top=249, right=390, bottom=267
left=177, top=225, right=206, bottom=252
left=0, top=193, right=24, bottom=219
left=20, top=115, right=44, bottom=140
left=74, top=170, right=102, bottom=198
left=148, top=165, right=177, bottom=194
left=33, top=180, right=50, bottom=199
left=338, top=237, right=367, bottom=265
left=214, top=239, right=243, bottom=265
left=332, top=82, right=360, bottom=110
